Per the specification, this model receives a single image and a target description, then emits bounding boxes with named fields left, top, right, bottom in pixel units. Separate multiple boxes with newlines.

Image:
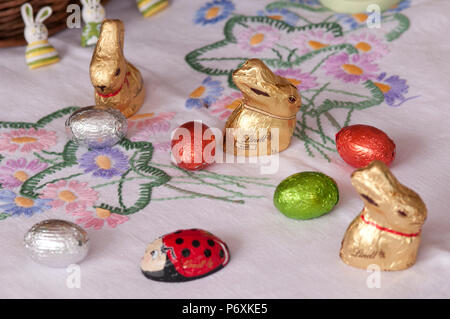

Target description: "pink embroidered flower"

left=127, top=112, right=176, bottom=131
left=209, top=92, right=243, bottom=121
left=128, top=112, right=176, bottom=152
left=323, top=52, right=379, bottom=83
left=0, top=128, right=57, bottom=153
left=0, top=158, right=47, bottom=189
left=347, top=33, right=389, bottom=58
left=274, top=69, right=319, bottom=91
left=72, top=208, right=129, bottom=230
left=40, top=180, right=98, bottom=212
left=293, top=30, right=342, bottom=54
left=237, top=26, right=280, bottom=53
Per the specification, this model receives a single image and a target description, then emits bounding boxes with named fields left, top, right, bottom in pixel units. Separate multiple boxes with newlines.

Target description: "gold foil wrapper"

left=90, top=19, right=145, bottom=118
left=340, top=161, right=427, bottom=271
left=224, top=59, right=301, bottom=156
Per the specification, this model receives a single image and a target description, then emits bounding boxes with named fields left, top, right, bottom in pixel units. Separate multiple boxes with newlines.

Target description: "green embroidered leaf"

left=266, top=1, right=330, bottom=13
left=20, top=139, right=171, bottom=215
left=315, top=80, right=384, bottom=114
left=0, top=106, right=78, bottom=129
left=185, top=15, right=343, bottom=77
left=95, top=140, right=171, bottom=215
left=293, top=79, right=385, bottom=161
left=384, top=13, right=410, bottom=41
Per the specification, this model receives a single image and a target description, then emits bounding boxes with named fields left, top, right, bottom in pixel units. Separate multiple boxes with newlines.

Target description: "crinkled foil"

left=90, top=20, right=145, bottom=118
left=24, top=219, right=90, bottom=268
left=340, top=161, right=427, bottom=271
left=65, top=105, right=127, bottom=148
left=273, top=171, right=339, bottom=220
left=224, top=59, right=301, bottom=156
left=335, top=124, right=396, bottom=168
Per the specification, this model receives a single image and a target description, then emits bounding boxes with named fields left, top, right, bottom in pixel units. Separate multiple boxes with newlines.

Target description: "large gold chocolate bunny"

left=224, top=59, right=301, bottom=156
left=90, top=19, right=145, bottom=118
left=340, top=161, right=427, bottom=271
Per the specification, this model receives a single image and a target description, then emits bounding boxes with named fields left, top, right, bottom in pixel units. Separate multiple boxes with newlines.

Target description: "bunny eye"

left=288, top=96, right=297, bottom=104
left=115, top=68, right=121, bottom=76
left=397, top=210, right=408, bottom=217
left=360, top=194, right=378, bottom=206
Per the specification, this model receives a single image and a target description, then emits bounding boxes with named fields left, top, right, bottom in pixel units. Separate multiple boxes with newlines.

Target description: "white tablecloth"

left=0, top=0, right=449, bottom=298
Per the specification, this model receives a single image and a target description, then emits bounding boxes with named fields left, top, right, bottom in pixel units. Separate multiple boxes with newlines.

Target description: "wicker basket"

left=0, top=0, right=108, bottom=48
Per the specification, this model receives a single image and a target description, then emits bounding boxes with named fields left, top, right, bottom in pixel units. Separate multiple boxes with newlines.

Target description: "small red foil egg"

left=335, top=124, right=396, bottom=168
left=171, top=121, right=215, bottom=171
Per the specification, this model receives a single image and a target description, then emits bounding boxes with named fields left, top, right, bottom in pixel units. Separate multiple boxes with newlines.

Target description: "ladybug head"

left=141, top=238, right=167, bottom=273
left=140, top=238, right=186, bottom=282
left=141, top=258, right=185, bottom=282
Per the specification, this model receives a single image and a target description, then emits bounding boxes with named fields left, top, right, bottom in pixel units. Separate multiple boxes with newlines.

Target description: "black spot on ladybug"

left=182, top=249, right=190, bottom=257
left=175, top=238, right=184, bottom=245
left=192, top=240, right=200, bottom=247
left=219, top=249, right=224, bottom=258
left=207, top=239, right=215, bottom=247
left=204, top=249, right=212, bottom=258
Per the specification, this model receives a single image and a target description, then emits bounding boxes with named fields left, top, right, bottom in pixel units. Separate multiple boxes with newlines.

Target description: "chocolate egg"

left=24, top=219, right=90, bottom=267
left=335, top=124, right=396, bottom=168
left=65, top=105, right=128, bottom=149
left=171, top=121, right=216, bottom=171
left=274, top=172, right=339, bottom=220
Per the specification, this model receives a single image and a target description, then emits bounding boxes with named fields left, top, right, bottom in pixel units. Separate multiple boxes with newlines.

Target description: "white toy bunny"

left=81, top=0, right=106, bottom=47
left=21, top=3, right=59, bottom=69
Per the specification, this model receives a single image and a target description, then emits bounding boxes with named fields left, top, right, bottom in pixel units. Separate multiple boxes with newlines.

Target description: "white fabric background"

left=0, top=0, right=449, bottom=298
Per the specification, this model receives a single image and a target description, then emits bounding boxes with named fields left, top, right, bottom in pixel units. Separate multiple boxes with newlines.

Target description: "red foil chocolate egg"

left=171, top=121, right=215, bottom=171
left=335, top=124, right=396, bottom=168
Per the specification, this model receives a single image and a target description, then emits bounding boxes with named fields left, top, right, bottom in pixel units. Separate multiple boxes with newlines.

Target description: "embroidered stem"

left=165, top=184, right=245, bottom=204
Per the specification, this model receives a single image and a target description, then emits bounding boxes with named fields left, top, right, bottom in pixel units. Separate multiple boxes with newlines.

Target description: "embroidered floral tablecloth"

left=0, top=0, right=449, bottom=298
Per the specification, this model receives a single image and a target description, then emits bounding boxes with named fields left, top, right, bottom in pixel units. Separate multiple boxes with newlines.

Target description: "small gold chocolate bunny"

left=90, top=19, right=145, bottom=118
left=224, top=59, right=301, bottom=156
left=340, top=161, right=427, bottom=271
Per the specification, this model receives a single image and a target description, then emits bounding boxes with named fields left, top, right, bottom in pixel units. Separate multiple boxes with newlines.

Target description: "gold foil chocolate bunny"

left=340, top=161, right=427, bottom=271
left=224, top=59, right=301, bottom=156
left=90, top=19, right=145, bottom=118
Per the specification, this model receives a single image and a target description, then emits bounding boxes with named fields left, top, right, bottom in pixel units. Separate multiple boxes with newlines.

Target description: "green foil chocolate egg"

left=274, top=172, right=339, bottom=220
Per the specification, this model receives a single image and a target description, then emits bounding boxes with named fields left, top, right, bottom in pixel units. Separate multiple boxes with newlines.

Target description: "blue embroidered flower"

left=335, top=13, right=370, bottom=30
left=374, top=72, right=418, bottom=107
left=79, top=148, right=129, bottom=179
left=386, top=0, right=411, bottom=13
left=194, top=0, right=235, bottom=25
left=257, top=8, right=299, bottom=26
left=0, top=190, right=51, bottom=217
left=185, top=77, right=224, bottom=109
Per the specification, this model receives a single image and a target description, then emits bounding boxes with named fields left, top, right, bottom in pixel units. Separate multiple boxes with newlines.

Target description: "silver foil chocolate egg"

left=65, top=105, right=127, bottom=149
left=24, top=219, right=90, bottom=268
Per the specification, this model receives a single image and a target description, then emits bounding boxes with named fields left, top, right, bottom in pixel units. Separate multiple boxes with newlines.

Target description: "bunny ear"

left=80, top=0, right=89, bottom=6
left=353, top=161, right=398, bottom=192
left=94, top=0, right=101, bottom=5
left=21, top=3, right=34, bottom=26
left=35, top=6, right=52, bottom=24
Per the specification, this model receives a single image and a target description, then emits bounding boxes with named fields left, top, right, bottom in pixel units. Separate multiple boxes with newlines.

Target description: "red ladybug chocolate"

left=141, top=229, right=230, bottom=282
